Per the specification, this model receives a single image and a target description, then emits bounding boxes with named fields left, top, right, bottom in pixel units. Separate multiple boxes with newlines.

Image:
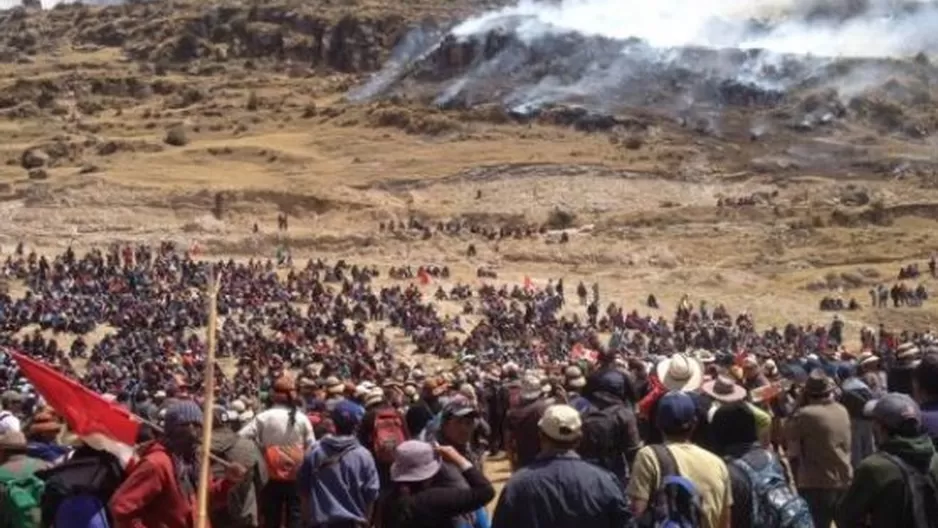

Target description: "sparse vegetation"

left=546, top=208, right=577, bottom=230
left=164, top=125, right=189, bottom=146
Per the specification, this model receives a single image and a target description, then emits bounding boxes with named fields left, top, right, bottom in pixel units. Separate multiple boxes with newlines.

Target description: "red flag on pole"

left=8, top=350, right=139, bottom=463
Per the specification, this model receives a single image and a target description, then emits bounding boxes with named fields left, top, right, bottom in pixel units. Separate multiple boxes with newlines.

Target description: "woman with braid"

left=239, top=375, right=314, bottom=528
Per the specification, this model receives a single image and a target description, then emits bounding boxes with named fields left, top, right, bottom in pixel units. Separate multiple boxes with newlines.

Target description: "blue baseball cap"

left=331, top=399, right=364, bottom=432
left=656, top=391, right=698, bottom=433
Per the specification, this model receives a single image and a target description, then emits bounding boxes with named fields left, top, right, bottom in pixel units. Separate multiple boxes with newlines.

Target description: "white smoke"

left=453, top=0, right=938, bottom=58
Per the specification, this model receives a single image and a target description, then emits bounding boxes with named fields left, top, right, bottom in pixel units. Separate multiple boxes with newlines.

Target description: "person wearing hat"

left=505, top=375, right=552, bottom=471
left=492, top=404, right=631, bottom=528
left=110, top=401, right=248, bottom=528
left=563, top=366, right=591, bottom=414
left=0, top=429, right=50, bottom=479
left=577, top=368, right=642, bottom=486
left=0, top=390, right=24, bottom=434
left=239, top=375, right=314, bottom=528
left=914, top=351, right=938, bottom=442
left=405, top=377, right=448, bottom=444
left=324, top=376, right=347, bottom=411
left=298, top=400, right=380, bottom=528
left=784, top=369, right=852, bottom=528
left=377, top=441, right=494, bottom=528
left=837, top=393, right=938, bottom=528
left=889, top=342, right=921, bottom=395
left=210, top=406, right=265, bottom=528
left=701, top=375, right=772, bottom=447
left=25, top=408, right=70, bottom=464
left=357, top=389, right=408, bottom=488
left=627, top=391, right=732, bottom=528
left=421, top=395, right=487, bottom=490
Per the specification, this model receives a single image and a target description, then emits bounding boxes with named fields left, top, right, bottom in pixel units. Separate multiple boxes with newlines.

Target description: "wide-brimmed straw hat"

left=656, top=354, right=704, bottom=392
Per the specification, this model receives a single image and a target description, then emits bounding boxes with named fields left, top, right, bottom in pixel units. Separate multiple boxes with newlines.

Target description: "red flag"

left=523, top=276, right=534, bottom=291
left=9, top=350, right=139, bottom=449
left=417, top=268, right=431, bottom=286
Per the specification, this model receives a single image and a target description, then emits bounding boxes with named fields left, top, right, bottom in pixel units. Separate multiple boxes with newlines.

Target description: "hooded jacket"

left=836, top=433, right=938, bottom=528
left=109, top=441, right=234, bottom=528
left=298, top=435, right=380, bottom=525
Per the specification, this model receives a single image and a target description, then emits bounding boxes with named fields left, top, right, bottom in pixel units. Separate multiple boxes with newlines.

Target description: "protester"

left=298, top=400, right=380, bottom=528
left=913, top=352, right=938, bottom=442
left=376, top=441, right=494, bottom=528
left=836, top=393, right=938, bottom=528
left=505, top=375, right=552, bottom=470
left=239, top=376, right=314, bottom=528
left=627, top=391, right=732, bottom=528
left=492, top=404, right=632, bottom=528
left=210, top=406, right=264, bottom=528
left=109, top=401, right=248, bottom=528
left=785, top=369, right=852, bottom=528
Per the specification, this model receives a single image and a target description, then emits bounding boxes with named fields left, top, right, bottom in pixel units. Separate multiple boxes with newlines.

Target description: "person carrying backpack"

left=836, top=393, right=938, bottom=528
left=627, top=391, right=732, bottom=528
left=37, top=443, right=126, bottom=528
left=0, top=431, right=49, bottom=528
left=576, top=371, right=642, bottom=486
left=711, top=403, right=813, bottom=528
left=210, top=406, right=265, bottom=528
left=359, top=390, right=408, bottom=488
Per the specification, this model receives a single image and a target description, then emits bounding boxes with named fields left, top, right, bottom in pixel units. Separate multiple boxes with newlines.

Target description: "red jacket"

left=109, top=441, right=234, bottom=528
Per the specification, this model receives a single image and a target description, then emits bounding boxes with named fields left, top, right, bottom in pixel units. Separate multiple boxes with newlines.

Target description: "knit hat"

left=164, top=401, right=203, bottom=429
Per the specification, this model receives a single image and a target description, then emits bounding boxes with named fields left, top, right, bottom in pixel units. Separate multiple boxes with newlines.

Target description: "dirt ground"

left=3, top=0, right=938, bottom=509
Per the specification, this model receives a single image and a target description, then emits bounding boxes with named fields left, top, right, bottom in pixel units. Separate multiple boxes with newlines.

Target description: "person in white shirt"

left=0, top=391, right=24, bottom=435
left=239, top=376, right=314, bottom=528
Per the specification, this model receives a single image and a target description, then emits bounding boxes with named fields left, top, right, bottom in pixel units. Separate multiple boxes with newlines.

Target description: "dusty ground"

left=3, top=1, right=938, bottom=343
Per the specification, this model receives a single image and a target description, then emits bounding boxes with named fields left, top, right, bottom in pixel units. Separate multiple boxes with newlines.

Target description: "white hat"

left=356, top=382, right=376, bottom=398
left=538, top=404, right=582, bottom=442
left=656, top=353, right=704, bottom=392
left=564, top=366, right=586, bottom=389
left=230, top=400, right=247, bottom=413
left=364, top=388, right=385, bottom=407
left=154, top=390, right=167, bottom=399
left=521, top=375, right=544, bottom=401
left=239, top=410, right=255, bottom=423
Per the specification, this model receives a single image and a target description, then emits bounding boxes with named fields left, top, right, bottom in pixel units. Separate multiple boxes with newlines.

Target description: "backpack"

left=263, top=445, right=305, bottom=481
left=372, top=408, right=407, bottom=465
left=638, top=444, right=704, bottom=528
left=730, top=451, right=813, bottom=528
left=881, top=451, right=938, bottom=528
left=37, top=449, right=124, bottom=528
left=0, top=473, right=44, bottom=528
left=577, top=404, right=627, bottom=481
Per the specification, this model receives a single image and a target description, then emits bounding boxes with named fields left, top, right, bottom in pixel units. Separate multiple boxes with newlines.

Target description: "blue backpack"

left=730, top=451, right=814, bottom=528
left=640, top=444, right=703, bottom=528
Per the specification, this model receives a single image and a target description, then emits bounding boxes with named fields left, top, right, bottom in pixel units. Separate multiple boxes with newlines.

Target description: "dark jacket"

left=378, top=466, right=494, bottom=528
left=491, top=452, right=631, bottom=528
left=836, top=433, right=938, bottom=528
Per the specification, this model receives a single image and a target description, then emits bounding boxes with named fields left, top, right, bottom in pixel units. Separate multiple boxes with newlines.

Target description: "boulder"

left=21, top=148, right=49, bottom=169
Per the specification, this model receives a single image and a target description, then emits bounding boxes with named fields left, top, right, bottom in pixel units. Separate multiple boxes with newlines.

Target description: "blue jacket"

left=297, top=435, right=380, bottom=525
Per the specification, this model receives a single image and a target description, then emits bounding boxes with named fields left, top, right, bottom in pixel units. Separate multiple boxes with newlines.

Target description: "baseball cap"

left=441, top=395, right=478, bottom=421
left=864, top=392, right=922, bottom=434
left=538, top=404, right=582, bottom=442
left=332, top=399, right=364, bottom=433
left=656, top=391, right=698, bottom=434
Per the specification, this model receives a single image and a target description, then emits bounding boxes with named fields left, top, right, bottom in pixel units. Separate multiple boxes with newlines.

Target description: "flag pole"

left=195, top=267, right=221, bottom=528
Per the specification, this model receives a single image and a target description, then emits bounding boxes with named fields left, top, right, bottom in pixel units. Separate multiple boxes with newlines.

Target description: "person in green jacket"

left=836, top=392, right=938, bottom=528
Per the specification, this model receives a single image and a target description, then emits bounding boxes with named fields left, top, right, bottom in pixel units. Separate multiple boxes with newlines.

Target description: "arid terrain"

left=3, top=0, right=938, bottom=347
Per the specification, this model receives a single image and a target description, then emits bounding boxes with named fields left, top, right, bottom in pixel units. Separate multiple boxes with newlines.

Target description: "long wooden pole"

left=195, top=268, right=221, bottom=528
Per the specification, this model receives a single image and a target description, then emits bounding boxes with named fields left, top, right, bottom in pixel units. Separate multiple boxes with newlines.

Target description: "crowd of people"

left=2, top=243, right=938, bottom=528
